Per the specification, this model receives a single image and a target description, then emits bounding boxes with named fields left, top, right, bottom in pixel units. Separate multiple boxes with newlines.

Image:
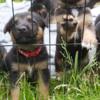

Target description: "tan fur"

left=0, top=53, right=6, bottom=63
left=78, top=11, right=93, bottom=29
left=77, top=0, right=87, bottom=5
left=80, top=53, right=89, bottom=67
left=38, top=70, right=49, bottom=100
left=78, top=11, right=97, bottom=46
left=51, top=14, right=76, bottom=24
left=14, top=16, right=19, bottom=23
left=11, top=86, right=20, bottom=100
left=10, top=32, right=16, bottom=44
left=58, top=15, right=78, bottom=42
left=11, top=61, right=48, bottom=72
left=27, top=15, right=32, bottom=21
left=0, top=54, right=2, bottom=59
left=50, top=14, right=66, bottom=24
left=60, top=27, right=77, bottom=42
left=36, top=27, right=44, bottom=41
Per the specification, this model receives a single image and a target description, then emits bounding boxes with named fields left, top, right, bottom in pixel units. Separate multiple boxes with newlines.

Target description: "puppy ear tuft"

left=4, top=18, right=13, bottom=33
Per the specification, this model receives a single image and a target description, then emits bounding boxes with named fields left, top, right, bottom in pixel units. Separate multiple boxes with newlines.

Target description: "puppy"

left=55, top=9, right=90, bottom=78
left=4, top=12, right=49, bottom=100
left=50, top=0, right=97, bottom=48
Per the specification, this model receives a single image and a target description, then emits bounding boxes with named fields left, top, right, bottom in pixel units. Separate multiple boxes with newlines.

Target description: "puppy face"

left=56, top=9, right=78, bottom=41
left=4, top=12, right=46, bottom=48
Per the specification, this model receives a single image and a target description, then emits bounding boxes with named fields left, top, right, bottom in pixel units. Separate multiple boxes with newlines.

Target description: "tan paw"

left=82, top=29, right=97, bottom=49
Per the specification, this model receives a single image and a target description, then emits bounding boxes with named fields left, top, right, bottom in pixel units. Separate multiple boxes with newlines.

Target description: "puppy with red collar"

left=4, top=12, right=49, bottom=100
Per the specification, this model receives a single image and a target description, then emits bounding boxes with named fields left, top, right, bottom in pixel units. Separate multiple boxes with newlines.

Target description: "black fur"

left=29, top=0, right=51, bottom=19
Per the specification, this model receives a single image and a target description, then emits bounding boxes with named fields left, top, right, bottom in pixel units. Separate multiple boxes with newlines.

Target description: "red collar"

left=18, top=47, right=42, bottom=58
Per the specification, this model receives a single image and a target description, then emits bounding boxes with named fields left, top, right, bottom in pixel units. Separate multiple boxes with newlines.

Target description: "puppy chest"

left=11, top=61, right=48, bottom=73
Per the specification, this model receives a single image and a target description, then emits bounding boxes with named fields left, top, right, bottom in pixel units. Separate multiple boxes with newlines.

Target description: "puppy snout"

left=73, top=21, right=77, bottom=26
left=17, top=26, right=27, bottom=33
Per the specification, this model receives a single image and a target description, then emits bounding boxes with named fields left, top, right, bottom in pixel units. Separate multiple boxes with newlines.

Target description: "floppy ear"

left=39, top=17, right=48, bottom=29
left=34, top=12, right=48, bottom=28
left=4, top=17, right=14, bottom=33
left=29, top=3, right=48, bottom=19
left=95, top=14, right=100, bottom=25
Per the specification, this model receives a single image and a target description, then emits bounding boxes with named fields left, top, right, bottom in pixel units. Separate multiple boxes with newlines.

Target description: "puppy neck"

left=18, top=47, right=42, bottom=58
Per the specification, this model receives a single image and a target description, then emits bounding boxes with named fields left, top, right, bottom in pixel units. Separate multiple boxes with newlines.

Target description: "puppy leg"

left=10, top=71, right=20, bottom=100
left=82, top=28, right=97, bottom=49
left=55, top=57, right=63, bottom=80
left=11, top=86, right=20, bottom=100
left=38, top=68, right=50, bottom=100
left=78, top=8, right=97, bottom=49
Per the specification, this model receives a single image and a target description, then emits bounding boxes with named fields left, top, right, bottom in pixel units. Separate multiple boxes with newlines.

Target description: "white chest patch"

left=71, top=9, right=79, bottom=17
left=27, top=65, right=33, bottom=76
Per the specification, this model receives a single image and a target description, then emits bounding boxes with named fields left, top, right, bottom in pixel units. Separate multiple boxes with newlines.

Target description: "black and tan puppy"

left=54, top=8, right=96, bottom=78
left=4, top=12, right=49, bottom=100
left=51, top=0, right=97, bottom=48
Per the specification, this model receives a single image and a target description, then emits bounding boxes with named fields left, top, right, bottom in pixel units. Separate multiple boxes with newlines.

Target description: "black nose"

left=73, top=22, right=77, bottom=26
left=17, top=26, right=27, bottom=33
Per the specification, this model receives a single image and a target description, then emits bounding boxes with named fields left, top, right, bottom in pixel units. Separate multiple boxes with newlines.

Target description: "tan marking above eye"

left=62, top=15, right=67, bottom=19
left=27, top=15, right=32, bottom=21
left=68, top=15, right=73, bottom=20
left=15, top=17, right=19, bottom=22
left=69, top=18, right=73, bottom=22
left=36, top=27, right=44, bottom=40
left=42, top=5, right=46, bottom=9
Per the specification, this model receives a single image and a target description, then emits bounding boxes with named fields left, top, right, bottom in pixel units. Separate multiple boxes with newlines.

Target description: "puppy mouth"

left=13, top=31, right=36, bottom=44
left=62, top=23, right=76, bottom=31
left=15, top=36, right=36, bottom=44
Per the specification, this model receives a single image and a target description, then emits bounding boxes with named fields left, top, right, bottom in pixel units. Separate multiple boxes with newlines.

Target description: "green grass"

left=0, top=0, right=100, bottom=99
left=0, top=41, right=100, bottom=100
left=0, top=0, right=5, bottom=3
left=0, top=53, right=100, bottom=100
left=0, top=0, right=23, bottom=3
left=0, top=71, right=100, bottom=100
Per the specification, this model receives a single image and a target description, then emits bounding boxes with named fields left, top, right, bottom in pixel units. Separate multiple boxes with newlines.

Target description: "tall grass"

left=0, top=42, right=100, bottom=100
left=51, top=41, right=100, bottom=100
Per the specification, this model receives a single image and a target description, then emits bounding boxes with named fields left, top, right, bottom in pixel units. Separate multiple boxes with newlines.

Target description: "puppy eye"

left=69, top=18, right=73, bottom=22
